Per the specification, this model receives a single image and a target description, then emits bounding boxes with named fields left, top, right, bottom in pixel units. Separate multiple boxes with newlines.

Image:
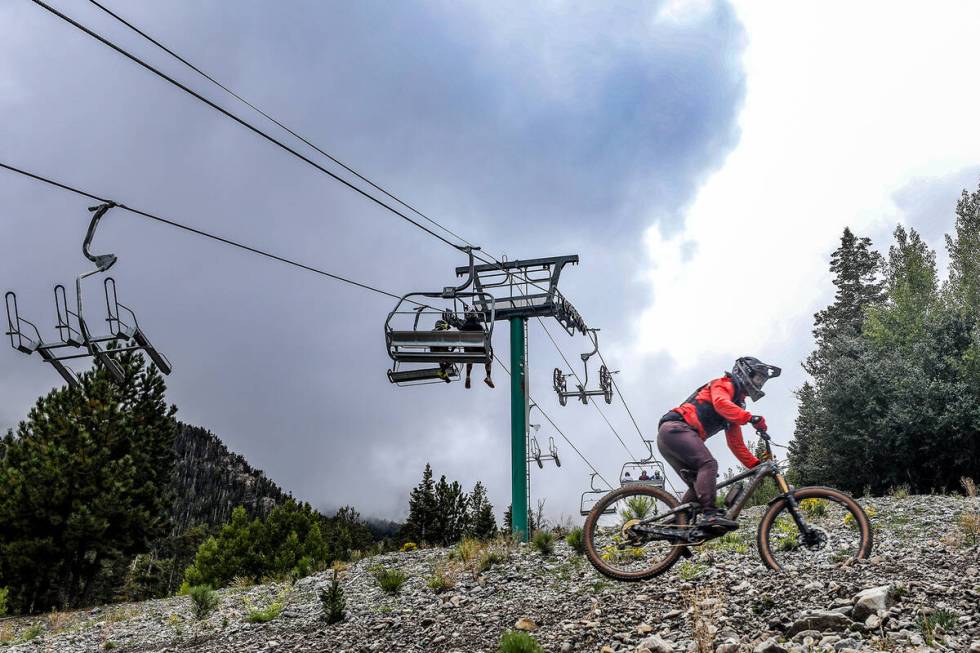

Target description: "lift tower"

left=455, top=255, right=585, bottom=540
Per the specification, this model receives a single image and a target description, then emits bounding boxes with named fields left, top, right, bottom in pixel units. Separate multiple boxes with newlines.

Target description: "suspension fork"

left=775, top=472, right=816, bottom=539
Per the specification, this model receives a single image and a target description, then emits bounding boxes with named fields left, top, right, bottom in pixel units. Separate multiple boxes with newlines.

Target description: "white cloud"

left=634, top=1, right=980, bottom=369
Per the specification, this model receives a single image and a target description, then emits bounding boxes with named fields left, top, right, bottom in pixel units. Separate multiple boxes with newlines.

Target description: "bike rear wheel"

left=583, top=484, right=687, bottom=582
left=757, top=486, right=873, bottom=572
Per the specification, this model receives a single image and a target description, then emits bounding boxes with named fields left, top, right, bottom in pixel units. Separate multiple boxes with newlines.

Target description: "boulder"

left=636, top=634, right=674, bottom=653
left=753, top=638, right=788, bottom=653
left=785, top=611, right=853, bottom=636
left=852, top=585, right=896, bottom=621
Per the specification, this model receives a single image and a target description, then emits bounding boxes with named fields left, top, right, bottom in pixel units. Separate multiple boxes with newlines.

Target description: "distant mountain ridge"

left=170, top=422, right=291, bottom=532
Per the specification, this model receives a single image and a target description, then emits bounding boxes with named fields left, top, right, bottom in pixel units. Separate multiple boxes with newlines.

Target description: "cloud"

left=0, top=1, right=747, bottom=520
left=630, top=1, right=980, bottom=483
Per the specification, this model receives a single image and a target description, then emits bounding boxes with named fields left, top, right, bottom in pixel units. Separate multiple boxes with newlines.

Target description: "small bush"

left=677, top=561, right=708, bottom=581
left=371, top=566, right=408, bottom=594
left=319, top=570, right=345, bottom=624
left=531, top=530, right=555, bottom=556
left=103, top=641, right=117, bottom=650
left=799, top=498, right=827, bottom=518
left=888, top=484, right=911, bottom=499
left=19, top=623, right=43, bottom=643
left=400, top=542, right=418, bottom=552
left=497, top=629, right=544, bottom=653
left=0, top=587, right=8, bottom=617
left=188, top=585, right=219, bottom=620
left=919, top=608, right=957, bottom=645
left=706, top=531, right=748, bottom=554
left=843, top=505, right=876, bottom=529
left=958, top=511, right=980, bottom=547
left=453, top=537, right=484, bottom=564
left=478, top=549, right=507, bottom=573
left=565, top=527, right=585, bottom=555
left=426, top=564, right=456, bottom=593
left=246, top=597, right=284, bottom=623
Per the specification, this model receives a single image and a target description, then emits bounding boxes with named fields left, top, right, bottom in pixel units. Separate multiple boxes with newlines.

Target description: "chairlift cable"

left=30, top=0, right=464, bottom=252
left=534, top=316, right=639, bottom=461
left=84, top=0, right=476, bottom=251
left=0, top=161, right=416, bottom=303
left=37, top=0, right=570, bottom=305
left=493, top=354, right=614, bottom=490
left=593, top=348, right=680, bottom=494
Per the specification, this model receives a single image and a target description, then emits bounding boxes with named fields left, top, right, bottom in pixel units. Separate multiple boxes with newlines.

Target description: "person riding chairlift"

left=433, top=319, right=454, bottom=383
left=459, top=308, right=494, bottom=389
left=657, top=356, right=781, bottom=534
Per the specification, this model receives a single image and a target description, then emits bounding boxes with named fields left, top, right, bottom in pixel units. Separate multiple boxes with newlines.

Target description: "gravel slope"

left=3, top=495, right=978, bottom=653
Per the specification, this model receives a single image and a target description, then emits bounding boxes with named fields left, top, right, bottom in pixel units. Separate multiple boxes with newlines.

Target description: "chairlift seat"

left=387, top=366, right=460, bottom=385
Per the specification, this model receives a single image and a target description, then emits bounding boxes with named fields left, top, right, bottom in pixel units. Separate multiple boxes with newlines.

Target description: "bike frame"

left=634, top=432, right=811, bottom=539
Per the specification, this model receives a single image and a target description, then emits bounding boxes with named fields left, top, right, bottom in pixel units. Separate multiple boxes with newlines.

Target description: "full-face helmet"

left=731, top=356, right=781, bottom=401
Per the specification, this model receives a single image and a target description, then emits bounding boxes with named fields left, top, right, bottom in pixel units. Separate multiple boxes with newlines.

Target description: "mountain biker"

left=657, top=356, right=781, bottom=533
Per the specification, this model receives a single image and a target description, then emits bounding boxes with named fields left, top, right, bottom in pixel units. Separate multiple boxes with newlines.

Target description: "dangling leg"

left=483, top=361, right=494, bottom=388
left=465, top=363, right=473, bottom=389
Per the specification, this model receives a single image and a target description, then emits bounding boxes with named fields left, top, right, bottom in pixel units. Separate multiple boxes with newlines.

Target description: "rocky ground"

left=2, top=495, right=978, bottom=653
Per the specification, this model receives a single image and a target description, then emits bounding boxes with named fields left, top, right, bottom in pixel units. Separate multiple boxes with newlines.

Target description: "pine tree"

left=404, top=464, right=438, bottom=545
left=467, top=481, right=497, bottom=539
left=434, top=475, right=469, bottom=546
left=0, top=352, right=177, bottom=612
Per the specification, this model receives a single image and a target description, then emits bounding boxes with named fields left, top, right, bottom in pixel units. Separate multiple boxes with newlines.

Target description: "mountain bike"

left=583, top=430, right=873, bottom=581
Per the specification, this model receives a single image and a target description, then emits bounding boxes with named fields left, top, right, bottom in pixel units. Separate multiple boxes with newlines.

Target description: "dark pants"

left=657, top=420, right=718, bottom=512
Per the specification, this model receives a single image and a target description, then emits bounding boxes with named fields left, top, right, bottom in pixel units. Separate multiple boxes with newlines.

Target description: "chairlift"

left=580, top=472, right=615, bottom=516
left=5, top=202, right=172, bottom=388
left=619, top=440, right=666, bottom=488
left=384, top=247, right=496, bottom=386
left=553, top=328, right=614, bottom=405
left=527, top=404, right=560, bottom=468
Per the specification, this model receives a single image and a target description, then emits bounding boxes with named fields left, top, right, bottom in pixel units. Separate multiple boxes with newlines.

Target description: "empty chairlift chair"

left=580, top=473, right=615, bottom=516
left=527, top=407, right=561, bottom=468
left=4, top=202, right=172, bottom=388
left=385, top=247, right=496, bottom=386
left=553, top=328, right=614, bottom=406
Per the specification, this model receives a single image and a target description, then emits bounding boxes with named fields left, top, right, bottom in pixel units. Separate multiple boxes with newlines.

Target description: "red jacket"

left=672, top=376, right=760, bottom=469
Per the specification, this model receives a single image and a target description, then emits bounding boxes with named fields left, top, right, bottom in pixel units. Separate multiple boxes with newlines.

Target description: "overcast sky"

left=2, top=1, right=978, bottom=524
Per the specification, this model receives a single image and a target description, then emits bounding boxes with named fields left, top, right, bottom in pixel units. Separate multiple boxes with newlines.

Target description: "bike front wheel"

left=757, top=486, right=873, bottom=572
left=583, top=484, right=687, bottom=582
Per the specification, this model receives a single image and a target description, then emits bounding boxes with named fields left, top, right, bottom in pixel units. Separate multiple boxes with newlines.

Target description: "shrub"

left=531, top=530, right=554, bottom=556
left=319, top=570, right=345, bottom=624
left=400, top=542, right=418, bottom=553
left=370, top=566, right=408, bottom=594
left=919, top=608, right=957, bottom=645
left=844, top=506, right=876, bottom=529
left=497, top=629, right=544, bottom=653
left=677, top=561, right=708, bottom=581
left=478, top=549, right=507, bottom=573
left=426, top=563, right=456, bottom=593
left=188, top=585, right=219, bottom=620
left=0, top=587, right=8, bottom=617
left=799, top=498, right=827, bottom=518
left=958, top=512, right=980, bottom=547
left=888, top=484, right=910, bottom=499
left=706, top=531, right=748, bottom=554
left=245, top=596, right=284, bottom=623
left=565, top=527, right=585, bottom=555
left=452, top=537, right=483, bottom=564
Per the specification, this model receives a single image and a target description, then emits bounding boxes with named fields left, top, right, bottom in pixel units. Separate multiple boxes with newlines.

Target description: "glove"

left=750, top=415, right=768, bottom=432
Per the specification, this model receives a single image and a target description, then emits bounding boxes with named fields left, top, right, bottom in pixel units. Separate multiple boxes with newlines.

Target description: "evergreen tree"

left=467, top=481, right=497, bottom=539
left=0, top=352, right=177, bottom=612
left=403, top=464, right=438, bottom=544
left=433, top=475, right=469, bottom=546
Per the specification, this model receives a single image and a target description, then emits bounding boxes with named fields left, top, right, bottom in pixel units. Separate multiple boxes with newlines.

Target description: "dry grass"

left=962, top=477, right=977, bottom=498
left=46, top=609, right=74, bottom=634
left=684, top=586, right=723, bottom=653
left=0, top=623, right=13, bottom=645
